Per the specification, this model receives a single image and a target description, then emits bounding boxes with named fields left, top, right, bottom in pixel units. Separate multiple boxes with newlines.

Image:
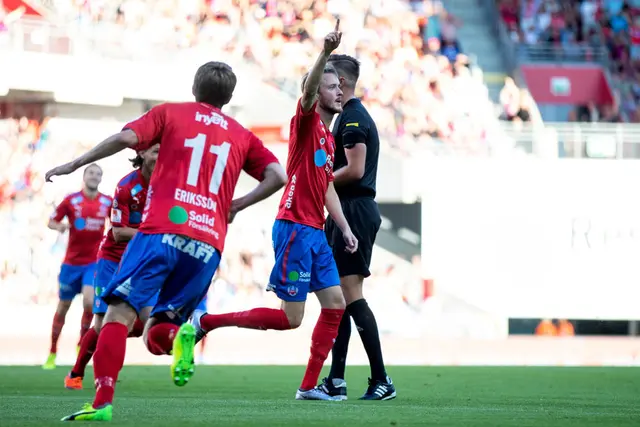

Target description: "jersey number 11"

left=184, top=134, right=230, bottom=196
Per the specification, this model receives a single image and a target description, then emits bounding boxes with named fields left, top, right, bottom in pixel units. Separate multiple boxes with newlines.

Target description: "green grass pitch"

left=1, top=366, right=638, bottom=426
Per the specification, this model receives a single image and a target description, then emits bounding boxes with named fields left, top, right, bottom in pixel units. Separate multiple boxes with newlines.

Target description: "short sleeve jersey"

left=276, top=99, right=335, bottom=229
left=331, top=98, right=379, bottom=199
left=123, top=102, right=278, bottom=252
left=98, top=169, right=148, bottom=263
left=51, top=191, right=112, bottom=265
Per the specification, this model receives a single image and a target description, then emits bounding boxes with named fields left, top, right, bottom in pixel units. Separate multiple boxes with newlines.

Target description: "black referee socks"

left=330, top=298, right=387, bottom=382
left=329, top=311, right=352, bottom=380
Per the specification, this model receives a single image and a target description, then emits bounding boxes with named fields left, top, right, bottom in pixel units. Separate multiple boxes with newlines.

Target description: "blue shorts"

left=93, top=259, right=119, bottom=315
left=102, top=233, right=220, bottom=324
left=268, top=220, right=340, bottom=302
left=58, top=262, right=97, bottom=301
left=196, top=295, right=208, bottom=312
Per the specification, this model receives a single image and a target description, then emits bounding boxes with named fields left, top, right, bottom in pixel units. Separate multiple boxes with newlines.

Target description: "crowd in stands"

left=496, top=0, right=640, bottom=122
left=0, top=0, right=497, bottom=155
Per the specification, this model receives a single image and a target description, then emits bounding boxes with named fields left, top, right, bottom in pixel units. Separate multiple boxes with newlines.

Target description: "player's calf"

left=189, top=307, right=293, bottom=344
left=297, top=286, right=345, bottom=398
left=143, top=313, right=197, bottom=387
left=90, top=301, right=138, bottom=411
left=44, top=300, right=72, bottom=370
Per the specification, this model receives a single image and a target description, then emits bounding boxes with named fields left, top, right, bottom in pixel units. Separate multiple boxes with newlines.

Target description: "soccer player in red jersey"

left=190, top=22, right=359, bottom=400
left=64, top=144, right=159, bottom=390
left=45, top=61, right=286, bottom=421
left=43, top=164, right=113, bottom=370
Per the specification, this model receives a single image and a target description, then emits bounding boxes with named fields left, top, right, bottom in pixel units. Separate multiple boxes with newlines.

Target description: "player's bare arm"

left=301, top=19, right=342, bottom=112
left=45, top=130, right=139, bottom=182
left=229, top=163, right=287, bottom=223
left=333, top=144, right=367, bottom=185
left=47, top=218, right=68, bottom=233
left=111, top=226, right=137, bottom=244
left=325, top=182, right=358, bottom=253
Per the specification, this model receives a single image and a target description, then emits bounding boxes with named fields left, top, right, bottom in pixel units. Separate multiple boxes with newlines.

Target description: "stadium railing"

left=489, top=121, right=640, bottom=159
left=514, top=44, right=610, bottom=66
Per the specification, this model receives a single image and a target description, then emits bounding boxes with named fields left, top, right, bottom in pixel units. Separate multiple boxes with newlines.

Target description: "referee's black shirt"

left=332, top=98, right=379, bottom=199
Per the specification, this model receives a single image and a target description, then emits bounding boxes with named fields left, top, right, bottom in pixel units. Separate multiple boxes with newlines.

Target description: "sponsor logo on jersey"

left=161, top=234, right=216, bottom=263
left=111, top=208, right=122, bottom=223
left=314, top=149, right=334, bottom=176
left=284, top=175, right=297, bottom=209
left=84, top=217, right=106, bottom=231
left=131, top=184, right=143, bottom=197
left=195, top=111, right=229, bottom=130
left=189, top=211, right=215, bottom=227
left=168, top=205, right=219, bottom=239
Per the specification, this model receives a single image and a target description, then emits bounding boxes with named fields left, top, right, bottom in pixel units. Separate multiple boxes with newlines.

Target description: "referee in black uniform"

left=318, top=54, right=395, bottom=401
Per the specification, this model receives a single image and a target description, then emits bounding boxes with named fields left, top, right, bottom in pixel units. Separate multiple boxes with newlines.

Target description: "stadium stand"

left=495, top=0, right=640, bottom=122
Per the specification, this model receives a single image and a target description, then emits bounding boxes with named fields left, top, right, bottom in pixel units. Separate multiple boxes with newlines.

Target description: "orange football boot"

left=64, top=373, right=83, bottom=390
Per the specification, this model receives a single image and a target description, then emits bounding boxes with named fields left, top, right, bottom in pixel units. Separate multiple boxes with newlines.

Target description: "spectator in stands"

left=535, top=319, right=558, bottom=336
left=557, top=319, right=575, bottom=336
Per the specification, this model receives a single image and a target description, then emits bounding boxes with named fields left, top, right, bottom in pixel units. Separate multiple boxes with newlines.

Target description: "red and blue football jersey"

left=123, top=102, right=278, bottom=252
left=51, top=191, right=112, bottom=265
left=98, top=169, right=149, bottom=263
left=276, top=99, right=335, bottom=230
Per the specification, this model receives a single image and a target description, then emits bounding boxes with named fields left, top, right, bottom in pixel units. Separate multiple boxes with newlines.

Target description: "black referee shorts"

left=325, top=197, right=381, bottom=278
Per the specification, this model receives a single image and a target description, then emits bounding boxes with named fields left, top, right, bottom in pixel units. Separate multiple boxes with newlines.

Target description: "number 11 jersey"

left=123, top=102, right=278, bottom=253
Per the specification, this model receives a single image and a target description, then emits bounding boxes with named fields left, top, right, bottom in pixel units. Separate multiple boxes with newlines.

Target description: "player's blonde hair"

left=300, top=66, right=339, bottom=94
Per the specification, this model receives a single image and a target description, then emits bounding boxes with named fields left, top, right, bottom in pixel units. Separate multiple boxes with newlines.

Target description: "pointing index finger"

left=335, top=18, right=340, bottom=32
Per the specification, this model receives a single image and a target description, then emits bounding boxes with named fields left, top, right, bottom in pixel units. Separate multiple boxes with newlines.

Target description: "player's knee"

left=317, top=286, right=346, bottom=310
left=138, top=306, right=153, bottom=324
left=93, top=315, right=104, bottom=333
left=56, top=300, right=72, bottom=316
left=103, top=301, right=137, bottom=328
left=285, top=311, right=304, bottom=329
left=281, top=302, right=304, bottom=329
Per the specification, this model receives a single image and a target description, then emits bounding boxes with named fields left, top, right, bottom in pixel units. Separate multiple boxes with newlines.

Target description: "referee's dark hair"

left=129, top=154, right=143, bottom=169
left=328, top=54, right=361, bottom=88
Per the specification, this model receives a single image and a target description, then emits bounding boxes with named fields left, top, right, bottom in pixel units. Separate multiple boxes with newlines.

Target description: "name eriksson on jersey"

left=174, top=189, right=217, bottom=211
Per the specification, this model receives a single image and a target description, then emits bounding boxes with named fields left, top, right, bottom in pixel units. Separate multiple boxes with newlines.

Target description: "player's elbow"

left=116, top=129, right=139, bottom=149
left=112, top=228, right=125, bottom=243
left=300, top=93, right=317, bottom=113
left=352, top=164, right=365, bottom=180
left=264, top=163, right=288, bottom=189
left=47, top=220, right=58, bottom=230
